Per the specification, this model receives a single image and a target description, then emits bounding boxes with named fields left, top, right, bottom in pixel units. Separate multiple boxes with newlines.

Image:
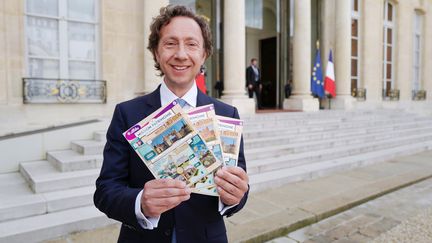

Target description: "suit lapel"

left=142, top=85, right=162, bottom=117
left=196, top=87, right=213, bottom=106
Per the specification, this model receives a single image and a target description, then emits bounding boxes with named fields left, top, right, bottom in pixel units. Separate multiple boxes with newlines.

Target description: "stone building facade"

left=1, top=0, right=431, bottom=135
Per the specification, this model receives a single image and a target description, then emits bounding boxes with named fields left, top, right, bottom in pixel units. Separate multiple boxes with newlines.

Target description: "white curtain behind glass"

left=412, top=13, right=421, bottom=91
left=26, top=0, right=97, bottom=80
left=245, top=0, right=263, bottom=29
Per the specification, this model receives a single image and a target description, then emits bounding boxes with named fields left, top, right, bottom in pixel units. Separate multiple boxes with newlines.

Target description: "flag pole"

left=316, top=40, right=320, bottom=108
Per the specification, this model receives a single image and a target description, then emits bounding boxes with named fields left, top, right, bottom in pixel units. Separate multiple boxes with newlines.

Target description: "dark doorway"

left=260, top=37, right=277, bottom=108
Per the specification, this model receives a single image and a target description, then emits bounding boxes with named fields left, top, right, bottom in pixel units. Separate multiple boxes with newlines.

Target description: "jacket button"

left=164, top=229, right=172, bottom=236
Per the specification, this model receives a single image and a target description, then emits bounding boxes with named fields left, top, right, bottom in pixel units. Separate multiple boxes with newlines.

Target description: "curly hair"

left=147, top=5, right=213, bottom=76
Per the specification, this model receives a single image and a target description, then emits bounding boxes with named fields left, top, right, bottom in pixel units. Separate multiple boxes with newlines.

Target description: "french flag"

left=324, top=50, right=336, bottom=97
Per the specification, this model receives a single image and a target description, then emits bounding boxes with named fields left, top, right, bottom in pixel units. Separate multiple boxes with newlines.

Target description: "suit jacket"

left=246, top=65, right=260, bottom=87
left=94, top=86, right=248, bottom=243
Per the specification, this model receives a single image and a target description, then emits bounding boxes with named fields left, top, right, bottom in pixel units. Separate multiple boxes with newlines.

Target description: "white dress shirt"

left=134, top=81, right=236, bottom=229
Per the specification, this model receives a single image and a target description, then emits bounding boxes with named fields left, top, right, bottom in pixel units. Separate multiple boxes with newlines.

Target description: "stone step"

left=243, top=119, right=432, bottom=135
left=244, top=122, right=432, bottom=149
left=245, top=128, right=432, bottom=160
left=47, top=149, right=102, bottom=172
left=249, top=140, right=432, bottom=192
left=0, top=205, right=115, bottom=243
left=0, top=181, right=94, bottom=222
left=93, top=130, right=106, bottom=142
left=19, top=160, right=99, bottom=193
left=242, top=117, right=432, bottom=139
left=247, top=127, right=432, bottom=175
left=0, top=173, right=42, bottom=222
left=243, top=118, right=432, bottom=140
left=242, top=111, right=424, bottom=125
left=241, top=109, right=404, bottom=120
left=243, top=115, right=428, bottom=129
left=71, top=139, right=105, bottom=155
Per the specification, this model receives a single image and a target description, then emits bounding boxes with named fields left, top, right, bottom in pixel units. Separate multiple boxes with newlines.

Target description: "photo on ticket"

left=149, top=118, right=193, bottom=156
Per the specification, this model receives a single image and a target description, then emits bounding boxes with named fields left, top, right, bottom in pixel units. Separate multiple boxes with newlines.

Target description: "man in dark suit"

left=94, top=5, right=249, bottom=243
left=246, top=58, right=262, bottom=109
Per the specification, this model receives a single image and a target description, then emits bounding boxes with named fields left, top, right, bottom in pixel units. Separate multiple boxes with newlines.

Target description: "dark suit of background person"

left=246, top=59, right=262, bottom=109
left=94, top=87, right=248, bottom=243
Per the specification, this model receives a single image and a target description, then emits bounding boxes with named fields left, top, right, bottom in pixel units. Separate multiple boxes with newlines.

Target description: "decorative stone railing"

left=23, top=78, right=107, bottom=104
left=352, top=88, right=367, bottom=101
left=412, top=90, right=427, bottom=101
left=382, top=89, right=400, bottom=101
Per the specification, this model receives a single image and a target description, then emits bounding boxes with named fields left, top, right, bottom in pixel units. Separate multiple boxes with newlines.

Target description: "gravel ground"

left=371, top=206, right=432, bottom=243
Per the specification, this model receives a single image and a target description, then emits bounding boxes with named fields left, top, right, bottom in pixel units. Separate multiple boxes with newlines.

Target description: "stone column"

left=283, top=0, right=319, bottom=111
left=220, top=0, right=255, bottom=115
left=331, top=0, right=355, bottom=109
left=136, top=1, right=169, bottom=96
left=362, top=0, right=383, bottom=105
left=424, top=6, right=432, bottom=101
left=0, top=4, right=7, bottom=105
left=395, top=1, right=411, bottom=102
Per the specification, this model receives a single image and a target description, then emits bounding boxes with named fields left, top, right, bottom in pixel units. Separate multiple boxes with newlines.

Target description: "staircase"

left=244, top=110, right=432, bottom=192
left=1, top=109, right=432, bottom=242
left=0, top=131, right=115, bottom=243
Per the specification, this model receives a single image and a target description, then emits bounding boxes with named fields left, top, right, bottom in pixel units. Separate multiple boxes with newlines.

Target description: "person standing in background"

left=246, top=58, right=262, bottom=109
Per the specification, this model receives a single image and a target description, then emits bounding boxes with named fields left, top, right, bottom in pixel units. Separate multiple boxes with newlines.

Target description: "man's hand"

left=214, top=167, right=249, bottom=206
left=141, top=179, right=191, bottom=218
left=248, top=84, right=253, bottom=90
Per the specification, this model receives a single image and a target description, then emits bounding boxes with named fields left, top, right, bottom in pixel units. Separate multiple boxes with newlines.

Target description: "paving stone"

left=394, top=153, right=432, bottom=165
left=359, top=221, right=386, bottom=238
left=244, top=195, right=284, bottom=215
left=225, top=207, right=262, bottom=225
left=303, top=234, right=334, bottom=243
left=288, top=227, right=317, bottom=242
left=341, top=167, right=391, bottom=181
left=267, top=236, right=298, bottom=243
left=324, top=222, right=358, bottom=240
left=293, top=175, right=362, bottom=195
left=371, top=217, right=400, bottom=233
left=44, top=223, right=120, bottom=243
left=345, top=232, right=373, bottom=242
left=337, top=186, right=383, bottom=206
left=323, top=214, right=378, bottom=240
left=227, top=208, right=314, bottom=243
left=313, top=213, right=355, bottom=231
left=258, top=185, right=320, bottom=209
left=299, top=195, right=352, bottom=219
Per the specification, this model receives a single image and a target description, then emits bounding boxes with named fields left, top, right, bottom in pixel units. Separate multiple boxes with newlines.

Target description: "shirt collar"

left=160, top=81, right=197, bottom=109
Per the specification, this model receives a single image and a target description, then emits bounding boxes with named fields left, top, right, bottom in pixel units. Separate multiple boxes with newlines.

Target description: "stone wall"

left=0, top=0, right=165, bottom=134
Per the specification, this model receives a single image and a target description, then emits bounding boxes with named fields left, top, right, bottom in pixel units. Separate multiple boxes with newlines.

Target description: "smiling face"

left=156, top=16, right=207, bottom=97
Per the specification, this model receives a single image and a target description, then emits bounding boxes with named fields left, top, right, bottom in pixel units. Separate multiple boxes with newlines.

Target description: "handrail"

left=0, top=119, right=102, bottom=141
